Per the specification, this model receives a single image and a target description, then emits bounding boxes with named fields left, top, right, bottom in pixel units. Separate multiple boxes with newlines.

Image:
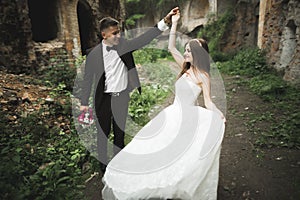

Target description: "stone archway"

left=77, top=0, right=94, bottom=55
left=28, top=0, right=59, bottom=42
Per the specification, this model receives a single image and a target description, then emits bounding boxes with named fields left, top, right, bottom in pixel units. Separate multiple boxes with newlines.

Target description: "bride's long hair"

left=178, top=38, right=210, bottom=84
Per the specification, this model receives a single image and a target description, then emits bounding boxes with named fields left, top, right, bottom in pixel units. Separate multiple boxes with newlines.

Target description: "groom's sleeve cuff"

left=157, top=19, right=169, bottom=31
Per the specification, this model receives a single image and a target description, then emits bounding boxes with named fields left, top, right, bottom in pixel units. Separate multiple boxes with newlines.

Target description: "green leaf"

left=56, top=176, right=70, bottom=185
left=12, top=155, right=20, bottom=163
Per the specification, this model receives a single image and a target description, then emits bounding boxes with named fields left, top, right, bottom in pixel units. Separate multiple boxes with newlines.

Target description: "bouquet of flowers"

left=78, top=107, right=94, bottom=126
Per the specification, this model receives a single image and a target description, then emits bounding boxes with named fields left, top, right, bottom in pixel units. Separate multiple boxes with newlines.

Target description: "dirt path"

left=218, top=75, right=299, bottom=200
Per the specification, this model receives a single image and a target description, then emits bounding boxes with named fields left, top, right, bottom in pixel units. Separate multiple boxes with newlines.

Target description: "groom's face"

left=101, top=25, right=121, bottom=46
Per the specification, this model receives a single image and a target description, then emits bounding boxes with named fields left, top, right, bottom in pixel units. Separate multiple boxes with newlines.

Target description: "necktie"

left=106, top=45, right=116, bottom=52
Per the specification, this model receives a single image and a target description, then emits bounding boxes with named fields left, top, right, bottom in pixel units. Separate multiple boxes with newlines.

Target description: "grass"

left=217, top=48, right=300, bottom=149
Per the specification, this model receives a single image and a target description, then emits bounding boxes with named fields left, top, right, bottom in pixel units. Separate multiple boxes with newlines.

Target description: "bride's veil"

left=72, top=28, right=227, bottom=172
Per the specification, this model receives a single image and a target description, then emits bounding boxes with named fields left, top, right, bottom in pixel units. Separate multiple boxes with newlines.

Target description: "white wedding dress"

left=102, top=73, right=225, bottom=200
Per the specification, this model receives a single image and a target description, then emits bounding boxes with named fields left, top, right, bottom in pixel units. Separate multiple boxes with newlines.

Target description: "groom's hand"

left=164, top=7, right=180, bottom=25
left=80, top=105, right=89, bottom=112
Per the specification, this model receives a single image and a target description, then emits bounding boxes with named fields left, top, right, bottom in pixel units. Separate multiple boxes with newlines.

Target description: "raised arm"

left=120, top=7, right=179, bottom=55
left=168, top=12, right=184, bottom=68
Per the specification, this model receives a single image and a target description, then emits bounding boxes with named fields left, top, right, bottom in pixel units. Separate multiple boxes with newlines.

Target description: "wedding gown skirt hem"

left=102, top=73, right=225, bottom=200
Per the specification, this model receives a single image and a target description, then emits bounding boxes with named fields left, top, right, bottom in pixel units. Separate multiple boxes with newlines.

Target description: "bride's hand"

left=164, top=7, right=179, bottom=24
left=222, top=116, right=226, bottom=123
left=172, top=12, right=180, bottom=23
left=220, top=113, right=226, bottom=123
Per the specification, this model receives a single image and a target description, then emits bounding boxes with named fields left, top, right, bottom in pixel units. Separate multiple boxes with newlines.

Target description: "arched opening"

left=188, top=25, right=203, bottom=38
left=28, top=0, right=59, bottom=42
left=77, top=0, right=94, bottom=55
left=279, top=19, right=297, bottom=69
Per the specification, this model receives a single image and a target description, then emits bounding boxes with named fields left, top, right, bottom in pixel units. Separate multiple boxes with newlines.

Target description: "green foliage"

left=217, top=46, right=300, bottom=148
left=37, top=55, right=80, bottom=91
left=249, top=74, right=286, bottom=101
left=217, top=47, right=288, bottom=102
left=128, top=61, right=176, bottom=126
left=0, top=61, right=90, bottom=199
left=75, top=55, right=86, bottom=68
left=198, top=10, right=235, bottom=61
left=218, top=48, right=268, bottom=76
left=133, top=48, right=169, bottom=64
left=129, top=83, right=170, bottom=125
left=247, top=108, right=300, bottom=149
left=269, top=112, right=300, bottom=148
left=0, top=112, right=87, bottom=199
left=256, top=83, right=300, bottom=148
left=126, top=14, right=145, bottom=26
left=125, top=0, right=153, bottom=28
left=141, top=62, right=176, bottom=85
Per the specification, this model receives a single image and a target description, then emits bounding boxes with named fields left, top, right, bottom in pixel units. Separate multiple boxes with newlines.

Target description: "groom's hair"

left=99, top=17, right=119, bottom=32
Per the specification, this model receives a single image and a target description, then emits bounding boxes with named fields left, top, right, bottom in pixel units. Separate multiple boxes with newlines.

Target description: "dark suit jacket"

left=80, top=25, right=163, bottom=112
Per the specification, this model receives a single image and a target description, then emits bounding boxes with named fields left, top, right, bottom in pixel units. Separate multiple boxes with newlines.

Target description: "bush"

left=198, top=10, right=235, bottom=61
left=128, top=61, right=175, bottom=126
left=249, top=74, right=286, bottom=101
left=133, top=48, right=169, bottom=64
left=0, top=111, right=87, bottom=200
left=218, top=48, right=268, bottom=76
left=129, top=83, right=170, bottom=125
left=37, top=56, right=80, bottom=91
left=0, top=80, right=88, bottom=199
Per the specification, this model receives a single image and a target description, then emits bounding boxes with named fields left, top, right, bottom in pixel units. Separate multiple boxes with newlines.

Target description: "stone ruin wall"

left=0, top=0, right=120, bottom=73
left=258, top=0, right=300, bottom=85
left=220, top=0, right=260, bottom=53
left=0, top=0, right=299, bottom=84
left=218, top=0, right=299, bottom=85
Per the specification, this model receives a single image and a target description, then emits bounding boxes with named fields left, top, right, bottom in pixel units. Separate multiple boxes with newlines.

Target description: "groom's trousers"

left=95, top=90, right=130, bottom=165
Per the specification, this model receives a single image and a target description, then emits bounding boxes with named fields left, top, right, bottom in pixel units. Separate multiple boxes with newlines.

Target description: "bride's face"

left=183, top=44, right=193, bottom=63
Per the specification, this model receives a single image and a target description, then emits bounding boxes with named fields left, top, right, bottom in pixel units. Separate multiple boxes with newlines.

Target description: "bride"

left=101, top=10, right=226, bottom=200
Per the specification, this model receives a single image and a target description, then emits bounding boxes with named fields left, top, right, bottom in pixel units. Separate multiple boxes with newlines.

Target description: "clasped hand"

left=164, top=7, right=180, bottom=24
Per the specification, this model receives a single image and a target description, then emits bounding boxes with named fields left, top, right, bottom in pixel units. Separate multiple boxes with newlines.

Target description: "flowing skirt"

left=102, top=104, right=225, bottom=200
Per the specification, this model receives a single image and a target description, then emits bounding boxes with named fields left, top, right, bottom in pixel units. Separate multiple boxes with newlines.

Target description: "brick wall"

left=0, top=0, right=120, bottom=73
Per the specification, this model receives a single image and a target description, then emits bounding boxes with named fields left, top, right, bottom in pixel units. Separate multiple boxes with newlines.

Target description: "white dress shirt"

left=102, top=19, right=169, bottom=93
left=103, top=42, right=128, bottom=93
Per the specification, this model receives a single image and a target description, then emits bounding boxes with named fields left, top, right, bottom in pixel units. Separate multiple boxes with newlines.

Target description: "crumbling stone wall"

left=180, top=0, right=217, bottom=33
left=1, top=0, right=299, bottom=84
left=217, top=0, right=237, bottom=15
left=220, top=0, right=260, bottom=53
left=133, top=0, right=218, bottom=35
left=0, top=0, right=34, bottom=73
left=258, top=0, right=300, bottom=85
left=0, top=0, right=121, bottom=73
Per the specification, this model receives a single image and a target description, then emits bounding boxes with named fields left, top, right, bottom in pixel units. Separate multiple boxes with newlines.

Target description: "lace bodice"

left=174, top=73, right=202, bottom=106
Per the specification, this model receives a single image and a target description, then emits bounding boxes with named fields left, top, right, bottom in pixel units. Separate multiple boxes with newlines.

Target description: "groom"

left=80, top=7, right=179, bottom=172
